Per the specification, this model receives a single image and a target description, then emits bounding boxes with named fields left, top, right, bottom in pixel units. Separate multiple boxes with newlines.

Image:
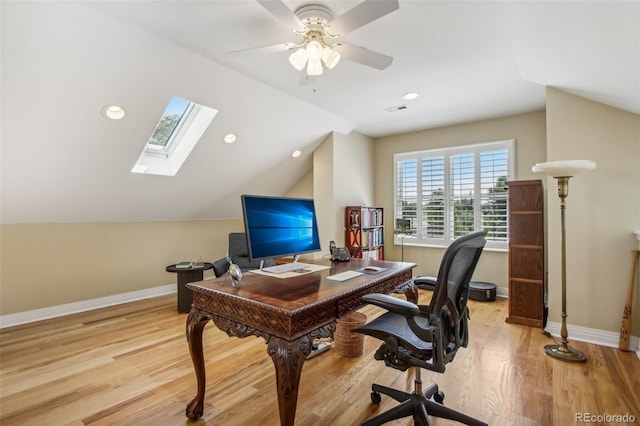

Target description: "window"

left=145, top=96, right=193, bottom=155
left=132, top=96, right=218, bottom=176
left=394, top=139, right=514, bottom=250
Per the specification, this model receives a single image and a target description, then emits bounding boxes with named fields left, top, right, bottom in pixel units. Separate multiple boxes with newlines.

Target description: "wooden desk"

left=185, top=259, right=417, bottom=425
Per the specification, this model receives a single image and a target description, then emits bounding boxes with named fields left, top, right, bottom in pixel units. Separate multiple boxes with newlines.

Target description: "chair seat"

left=356, top=312, right=433, bottom=355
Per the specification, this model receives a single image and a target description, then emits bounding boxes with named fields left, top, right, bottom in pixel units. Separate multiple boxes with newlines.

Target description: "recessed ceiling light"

left=292, top=150, right=302, bottom=158
left=223, top=133, right=237, bottom=144
left=103, top=105, right=126, bottom=120
left=401, top=92, right=421, bottom=101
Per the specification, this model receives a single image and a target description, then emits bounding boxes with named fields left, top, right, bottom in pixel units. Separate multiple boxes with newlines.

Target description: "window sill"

left=393, top=240, right=507, bottom=253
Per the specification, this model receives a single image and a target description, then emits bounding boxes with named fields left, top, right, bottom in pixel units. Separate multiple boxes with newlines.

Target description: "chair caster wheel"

left=371, top=391, right=382, bottom=404
left=434, top=390, right=445, bottom=404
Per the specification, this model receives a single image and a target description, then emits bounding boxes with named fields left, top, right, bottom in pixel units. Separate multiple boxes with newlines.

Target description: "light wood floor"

left=1, top=291, right=639, bottom=426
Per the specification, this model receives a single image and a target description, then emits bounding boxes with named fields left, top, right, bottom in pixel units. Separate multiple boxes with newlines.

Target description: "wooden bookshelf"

left=505, top=180, right=546, bottom=328
left=345, top=206, right=384, bottom=260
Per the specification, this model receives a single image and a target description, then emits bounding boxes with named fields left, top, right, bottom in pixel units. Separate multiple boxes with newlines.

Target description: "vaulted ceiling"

left=2, top=1, right=638, bottom=223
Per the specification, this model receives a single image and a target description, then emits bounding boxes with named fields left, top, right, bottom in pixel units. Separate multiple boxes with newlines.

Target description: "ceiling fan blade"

left=227, top=41, right=296, bottom=57
left=256, top=0, right=306, bottom=32
left=334, top=43, right=393, bottom=70
left=326, top=0, right=399, bottom=37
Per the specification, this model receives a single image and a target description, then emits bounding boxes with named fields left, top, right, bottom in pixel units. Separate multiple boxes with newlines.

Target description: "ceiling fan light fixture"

left=305, top=40, right=323, bottom=60
left=289, top=48, right=307, bottom=71
left=307, top=58, right=323, bottom=76
left=250, top=1, right=399, bottom=78
left=322, top=46, right=340, bottom=69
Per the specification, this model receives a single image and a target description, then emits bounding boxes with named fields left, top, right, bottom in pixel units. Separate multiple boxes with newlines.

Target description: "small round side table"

left=166, top=263, right=214, bottom=313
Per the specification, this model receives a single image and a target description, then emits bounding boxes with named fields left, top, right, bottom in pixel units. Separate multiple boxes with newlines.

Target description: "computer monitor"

left=241, top=195, right=322, bottom=261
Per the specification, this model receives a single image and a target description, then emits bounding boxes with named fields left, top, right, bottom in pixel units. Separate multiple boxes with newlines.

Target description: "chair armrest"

left=361, top=293, right=420, bottom=316
left=212, top=257, right=230, bottom=277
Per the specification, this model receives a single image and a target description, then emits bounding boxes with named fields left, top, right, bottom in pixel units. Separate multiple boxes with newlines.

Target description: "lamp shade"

left=532, top=160, right=596, bottom=177
left=307, top=58, right=323, bottom=76
left=289, top=48, right=307, bottom=71
left=322, top=46, right=341, bottom=69
left=305, top=40, right=323, bottom=60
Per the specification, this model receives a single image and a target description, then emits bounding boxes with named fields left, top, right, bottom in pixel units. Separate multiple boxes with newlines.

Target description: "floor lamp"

left=394, top=231, right=408, bottom=261
left=532, top=159, right=596, bottom=363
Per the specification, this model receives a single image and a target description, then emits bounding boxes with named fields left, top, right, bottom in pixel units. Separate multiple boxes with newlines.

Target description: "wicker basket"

left=335, top=311, right=367, bottom=357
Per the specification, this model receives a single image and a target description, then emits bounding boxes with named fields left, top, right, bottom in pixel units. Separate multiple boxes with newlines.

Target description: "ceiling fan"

left=228, top=0, right=399, bottom=77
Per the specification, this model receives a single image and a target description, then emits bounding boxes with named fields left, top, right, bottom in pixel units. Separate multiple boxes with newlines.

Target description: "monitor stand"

left=259, top=255, right=307, bottom=274
left=259, top=255, right=301, bottom=270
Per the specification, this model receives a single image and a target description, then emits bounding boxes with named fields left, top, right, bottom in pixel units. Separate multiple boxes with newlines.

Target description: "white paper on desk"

left=249, top=263, right=330, bottom=279
left=326, top=270, right=364, bottom=282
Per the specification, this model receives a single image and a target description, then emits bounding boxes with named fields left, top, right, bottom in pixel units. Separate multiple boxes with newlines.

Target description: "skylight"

left=132, top=96, right=217, bottom=176
left=147, top=96, right=191, bottom=151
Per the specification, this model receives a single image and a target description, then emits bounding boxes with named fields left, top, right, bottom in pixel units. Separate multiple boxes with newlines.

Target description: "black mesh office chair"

left=354, top=230, right=488, bottom=426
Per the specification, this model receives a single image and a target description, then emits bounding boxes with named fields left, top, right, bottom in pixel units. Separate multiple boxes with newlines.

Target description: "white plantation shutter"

left=394, top=140, right=514, bottom=249
left=395, top=158, right=418, bottom=232
left=449, top=152, right=475, bottom=239
left=421, top=156, right=445, bottom=239
left=480, top=149, right=509, bottom=242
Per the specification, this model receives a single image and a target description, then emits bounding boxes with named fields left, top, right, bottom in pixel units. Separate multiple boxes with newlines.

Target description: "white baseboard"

left=496, top=286, right=509, bottom=299
left=0, top=284, right=176, bottom=329
left=494, top=288, right=640, bottom=360
left=545, top=321, right=640, bottom=359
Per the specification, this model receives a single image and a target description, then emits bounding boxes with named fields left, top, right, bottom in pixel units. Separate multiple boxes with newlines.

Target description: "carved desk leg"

left=398, top=280, right=419, bottom=304
left=185, top=308, right=212, bottom=420
left=267, top=335, right=313, bottom=426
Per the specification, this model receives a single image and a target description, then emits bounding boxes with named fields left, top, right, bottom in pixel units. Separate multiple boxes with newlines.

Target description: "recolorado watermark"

left=576, top=412, right=636, bottom=423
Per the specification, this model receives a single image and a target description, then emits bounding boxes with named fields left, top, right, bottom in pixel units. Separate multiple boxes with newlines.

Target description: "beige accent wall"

left=333, top=131, right=375, bottom=247
left=373, top=111, right=548, bottom=288
left=285, top=169, right=313, bottom=199
left=313, top=131, right=375, bottom=254
left=545, top=87, right=640, bottom=334
left=0, top=219, right=241, bottom=315
left=312, top=133, right=336, bottom=260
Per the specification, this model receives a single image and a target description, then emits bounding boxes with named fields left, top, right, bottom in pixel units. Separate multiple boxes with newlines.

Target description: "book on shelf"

left=175, top=261, right=193, bottom=269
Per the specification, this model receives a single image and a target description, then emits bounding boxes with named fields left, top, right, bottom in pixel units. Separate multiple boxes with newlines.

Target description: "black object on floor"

left=469, top=281, right=497, bottom=301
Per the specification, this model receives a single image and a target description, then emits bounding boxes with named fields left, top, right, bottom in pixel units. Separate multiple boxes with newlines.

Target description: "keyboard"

left=261, top=262, right=309, bottom=274
left=326, top=270, right=363, bottom=282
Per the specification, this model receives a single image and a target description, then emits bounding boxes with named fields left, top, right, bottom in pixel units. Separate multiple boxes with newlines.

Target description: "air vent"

left=385, top=104, right=408, bottom=112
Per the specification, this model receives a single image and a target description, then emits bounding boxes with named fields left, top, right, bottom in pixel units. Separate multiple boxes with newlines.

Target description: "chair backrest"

left=228, top=232, right=274, bottom=270
left=429, top=230, right=487, bottom=357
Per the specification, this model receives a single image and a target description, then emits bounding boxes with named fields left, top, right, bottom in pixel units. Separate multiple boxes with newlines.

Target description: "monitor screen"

left=241, top=195, right=322, bottom=261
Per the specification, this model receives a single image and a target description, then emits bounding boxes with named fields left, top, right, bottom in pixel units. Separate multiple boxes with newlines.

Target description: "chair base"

left=363, top=383, right=487, bottom=426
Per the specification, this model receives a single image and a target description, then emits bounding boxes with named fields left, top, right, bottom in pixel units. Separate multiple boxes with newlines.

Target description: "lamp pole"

left=532, top=160, right=595, bottom=363
left=544, top=176, right=586, bottom=362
